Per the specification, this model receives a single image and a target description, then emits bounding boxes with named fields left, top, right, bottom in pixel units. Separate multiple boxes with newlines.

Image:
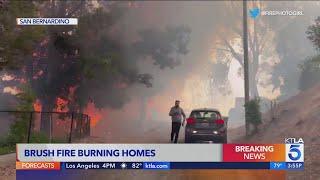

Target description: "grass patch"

left=0, top=132, right=68, bottom=155
left=0, top=145, right=15, bottom=155
left=0, top=138, right=15, bottom=155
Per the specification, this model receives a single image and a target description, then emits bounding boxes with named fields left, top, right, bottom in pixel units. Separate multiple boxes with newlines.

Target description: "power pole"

left=243, top=0, right=250, bottom=136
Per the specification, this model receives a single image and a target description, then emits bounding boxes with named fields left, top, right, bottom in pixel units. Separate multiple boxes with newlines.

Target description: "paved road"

left=76, top=123, right=286, bottom=180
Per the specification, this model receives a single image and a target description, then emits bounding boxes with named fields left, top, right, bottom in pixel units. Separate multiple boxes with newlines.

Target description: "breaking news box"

left=16, top=139, right=304, bottom=179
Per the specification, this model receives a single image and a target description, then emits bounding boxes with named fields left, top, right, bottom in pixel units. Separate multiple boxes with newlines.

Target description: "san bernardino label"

left=17, top=18, right=78, bottom=25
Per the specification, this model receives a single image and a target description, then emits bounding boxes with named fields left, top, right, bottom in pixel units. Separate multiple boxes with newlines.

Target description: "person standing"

left=169, top=100, right=186, bottom=143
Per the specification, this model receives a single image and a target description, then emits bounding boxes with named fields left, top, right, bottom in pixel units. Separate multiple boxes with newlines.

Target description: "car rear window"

left=190, top=111, right=221, bottom=120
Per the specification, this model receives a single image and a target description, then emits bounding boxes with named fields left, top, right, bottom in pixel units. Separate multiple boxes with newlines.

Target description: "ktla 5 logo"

left=286, top=144, right=304, bottom=162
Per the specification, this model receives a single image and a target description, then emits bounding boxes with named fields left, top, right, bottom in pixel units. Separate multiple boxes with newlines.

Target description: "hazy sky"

left=105, top=1, right=319, bottom=116
left=88, top=1, right=320, bottom=133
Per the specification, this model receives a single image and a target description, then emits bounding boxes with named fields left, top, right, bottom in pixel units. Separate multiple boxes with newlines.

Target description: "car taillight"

left=186, top=117, right=196, bottom=125
left=215, top=119, right=224, bottom=125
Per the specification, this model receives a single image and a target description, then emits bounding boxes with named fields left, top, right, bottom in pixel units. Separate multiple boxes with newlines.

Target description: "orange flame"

left=55, top=97, right=69, bottom=112
left=84, top=103, right=102, bottom=127
left=33, top=99, right=42, bottom=111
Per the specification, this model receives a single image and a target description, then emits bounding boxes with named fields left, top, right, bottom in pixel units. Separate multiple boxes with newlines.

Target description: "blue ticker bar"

left=286, top=162, right=304, bottom=170
left=61, top=162, right=270, bottom=170
left=270, top=162, right=286, bottom=170
left=269, top=162, right=304, bottom=170
left=17, top=162, right=304, bottom=179
left=62, top=162, right=144, bottom=169
left=143, top=162, right=170, bottom=170
left=170, top=162, right=270, bottom=169
left=28, top=162, right=304, bottom=171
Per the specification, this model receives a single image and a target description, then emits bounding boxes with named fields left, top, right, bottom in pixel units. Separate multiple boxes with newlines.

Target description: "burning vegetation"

left=0, top=1, right=191, bottom=136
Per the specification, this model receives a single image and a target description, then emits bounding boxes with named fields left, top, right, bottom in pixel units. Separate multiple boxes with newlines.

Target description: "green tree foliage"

left=244, top=97, right=262, bottom=135
left=0, top=1, right=45, bottom=70
left=299, top=55, right=320, bottom=90
left=6, top=85, right=35, bottom=144
left=299, top=17, right=320, bottom=90
left=307, top=17, right=320, bottom=51
left=3, top=85, right=49, bottom=146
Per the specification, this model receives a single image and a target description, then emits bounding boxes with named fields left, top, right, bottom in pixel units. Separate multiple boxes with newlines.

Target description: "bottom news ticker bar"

left=16, top=162, right=304, bottom=170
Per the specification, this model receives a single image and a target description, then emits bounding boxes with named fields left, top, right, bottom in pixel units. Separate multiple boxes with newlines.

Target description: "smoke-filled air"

left=0, top=1, right=320, bottom=142
left=2, top=1, right=320, bottom=179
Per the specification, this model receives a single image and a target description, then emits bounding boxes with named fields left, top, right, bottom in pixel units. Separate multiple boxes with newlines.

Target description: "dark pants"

left=171, top=122, right=181, bottom=143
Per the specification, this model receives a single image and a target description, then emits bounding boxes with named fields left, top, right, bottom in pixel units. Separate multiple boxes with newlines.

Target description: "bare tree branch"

left=232, top=26, right=243, bottom=37
left=222, top=38, right=244, bottom=67
left=215, top=48, right=232, bottom=52
left=259, top=32, right=269, bottom=52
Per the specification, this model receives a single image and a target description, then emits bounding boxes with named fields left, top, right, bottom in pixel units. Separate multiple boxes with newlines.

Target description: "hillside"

left=234, top=83, right=320, bottom=180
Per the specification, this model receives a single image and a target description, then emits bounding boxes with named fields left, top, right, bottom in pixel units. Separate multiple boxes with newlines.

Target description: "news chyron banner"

left=16, top=138, right=304, bottom=179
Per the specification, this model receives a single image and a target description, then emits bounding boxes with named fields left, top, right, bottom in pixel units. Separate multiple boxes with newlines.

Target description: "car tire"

left=222, top=134, right=228, bottom=143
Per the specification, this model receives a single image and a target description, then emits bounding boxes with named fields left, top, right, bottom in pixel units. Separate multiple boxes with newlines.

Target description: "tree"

left=211, top=1, right=314, bottom=98
left=212, top=1, right=271, bottom=97
left=271, top=4, right=319, bottom=100
left=244, top=97, right=262, bottom=135
left=299, top=55, right=320, bottom=90
left=299, top=17, right=320, bottom=90
left=7, top=85, right=35, bottom=144
left=0, top=1, right=44, bottom=106
left=29, top=1, right=88, bottom=134
left=25, top=1, right=190, bottom=135
left=0, top=1, right=45, bottom=70
left=307, top=17, right=320, bottom=51
left=0, top=1, right=45, bottom=141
